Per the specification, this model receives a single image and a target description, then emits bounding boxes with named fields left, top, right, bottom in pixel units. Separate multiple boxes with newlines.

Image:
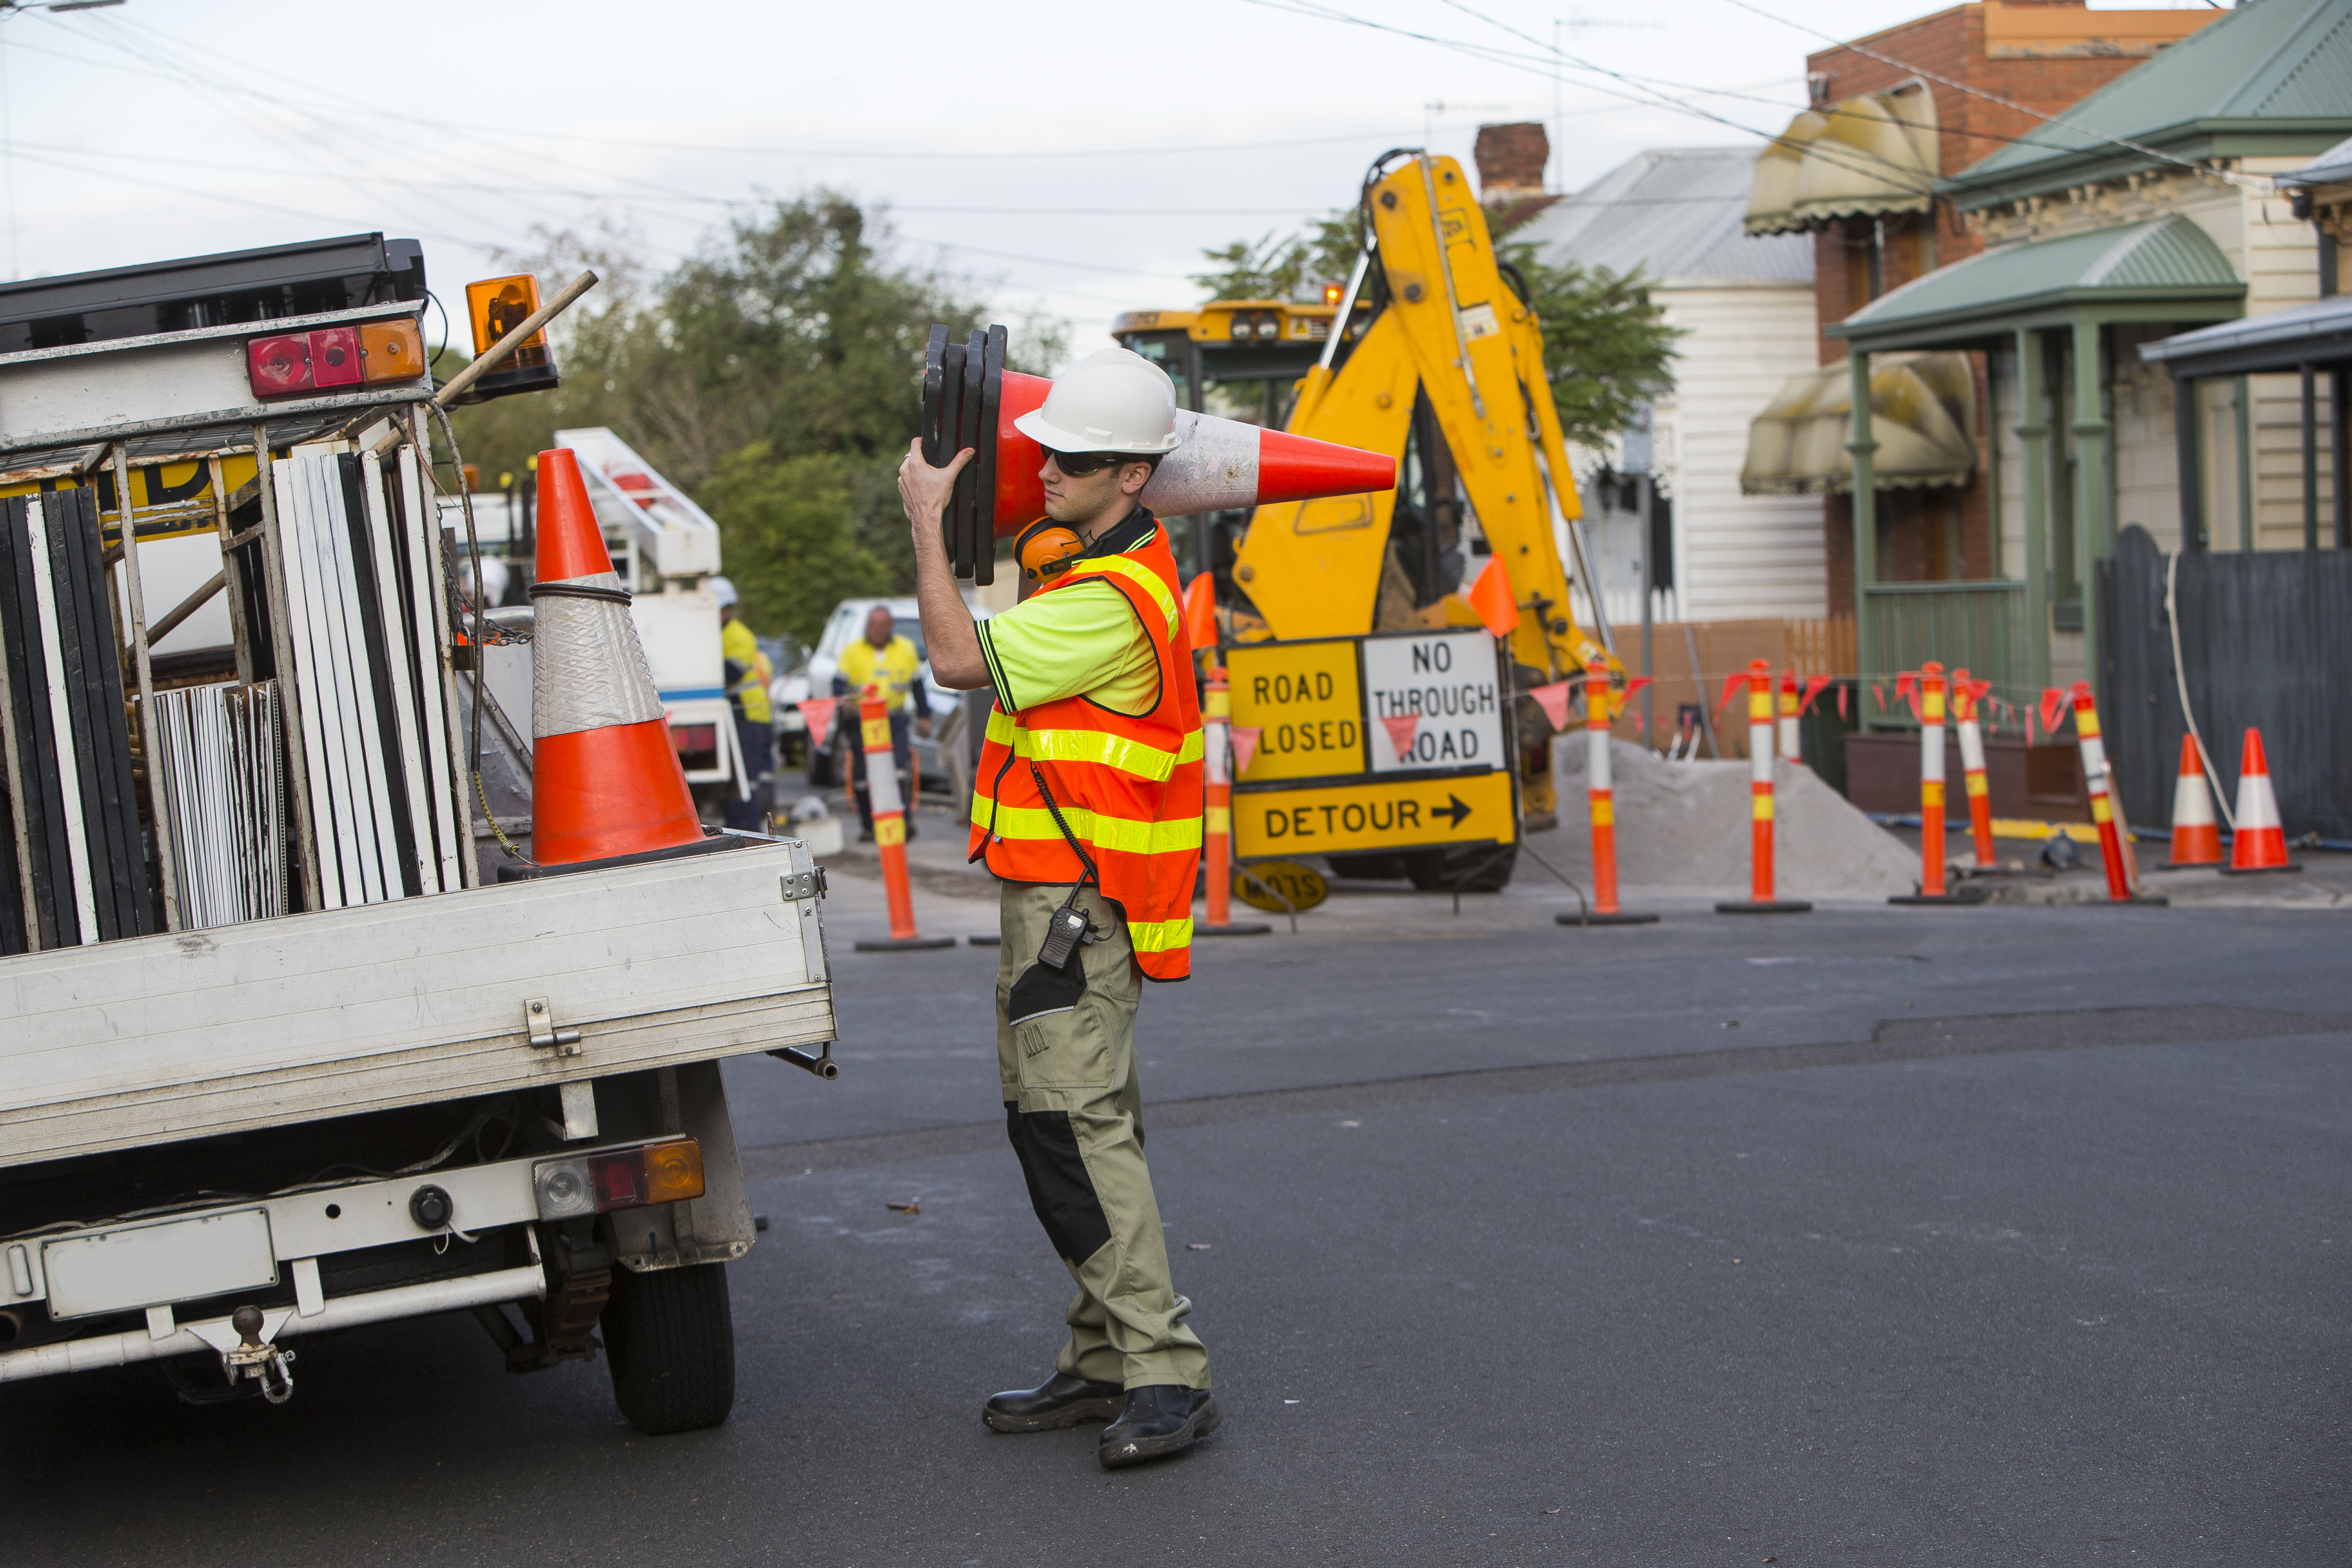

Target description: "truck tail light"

left=532, top=1138, right=704, bottom=1222
left=360, top=319, right=423, bottom=384
left=247, top=335, right=311, bottom=397
left=671, top=722, right=716, bottom=756
left=308, top=326, right=362, bottom=389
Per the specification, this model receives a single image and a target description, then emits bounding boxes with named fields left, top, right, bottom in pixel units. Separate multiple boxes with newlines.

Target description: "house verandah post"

left=2016, top=328, right=2053, bottom=694
left=2070, top=314, right=2112, bottom=703
left=1848, top=348, right=1878, bottom=723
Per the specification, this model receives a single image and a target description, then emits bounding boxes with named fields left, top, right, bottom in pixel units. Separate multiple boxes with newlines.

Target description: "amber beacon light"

left=463, top=272, right=561, bottom=398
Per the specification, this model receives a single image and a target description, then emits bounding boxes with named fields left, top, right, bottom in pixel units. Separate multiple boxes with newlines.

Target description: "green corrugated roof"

left=1828, top=216, right=2244, bottom=348
left=1945, top=0, right=2352, bottom=206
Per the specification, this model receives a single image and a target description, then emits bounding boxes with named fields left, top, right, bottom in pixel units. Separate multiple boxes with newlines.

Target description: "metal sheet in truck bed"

left=0, top=838, right=832, bottom=1168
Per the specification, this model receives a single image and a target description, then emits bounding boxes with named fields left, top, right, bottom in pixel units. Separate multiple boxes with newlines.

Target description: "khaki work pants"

left=996, top=882, right=1210, bottom=1391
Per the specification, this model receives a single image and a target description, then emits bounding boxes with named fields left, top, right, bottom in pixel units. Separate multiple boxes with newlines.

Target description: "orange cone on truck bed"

left=526, top=447, right=704, bottom=865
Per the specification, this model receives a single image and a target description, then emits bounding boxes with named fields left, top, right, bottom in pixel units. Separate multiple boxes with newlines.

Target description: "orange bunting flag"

left=1895, top=671, right=1917, bottom=703
left=1229, top=724, right=1262, bottom=776
left=1837, top=683, right=1849, bottom=720
left=1715, top=670, right=1746, bottom=718
left=1904, top=688, right=1924, bottom=724
left=1871, top=683, right=1887, bottom=714
left=2038, top=687, right=2068, bottom=737
left=1528, top=679, right=1577, bottom=732
left=1632, top=712, right=1646, bottom=735
left=1800, top=674, right=1831, bottom=713
left=1181, top=571, right=1218, bottom=655
left=1969, top=679, right=1993, bottom=705
left=797, top=699, right=838, bottom=752
left=1381, top=712, right=1421, bottom=763
left=1466, top=555, right=1520, bottom=638
left=1625, top=675, right=1653, bottom=701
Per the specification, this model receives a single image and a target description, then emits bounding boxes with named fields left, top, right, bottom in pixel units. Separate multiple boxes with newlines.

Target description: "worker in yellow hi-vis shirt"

left=709, top=576, right=773, bottom=832
left=835, top=605, right=931, bottom=841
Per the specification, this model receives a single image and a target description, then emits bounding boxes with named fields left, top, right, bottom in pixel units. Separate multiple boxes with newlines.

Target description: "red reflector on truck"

left=247, top=335, right=311, bottom=397
left=308, top=326, right=362, bottom=389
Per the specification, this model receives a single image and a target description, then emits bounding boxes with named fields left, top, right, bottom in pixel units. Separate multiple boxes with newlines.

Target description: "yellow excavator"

left=1113, top=149, right=1615, bottom=891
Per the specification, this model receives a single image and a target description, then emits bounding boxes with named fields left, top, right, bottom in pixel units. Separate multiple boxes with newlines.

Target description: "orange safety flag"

left=1837, top=683, right=1849, bottom=720
left=1381, top=713, right=1421, bottom=762
left=2039, top=687, right=2068, bottom=737
left=1714, top=670, right=1746, bottom=719
left=798, top=698, right=838, bottom=752
left=1624, top=675, right=1653, bottom=701
left=1466, top=555, right=1520, bottom=638
left=1896, top=671, right=1917, bottom=704
left=1182, top=572, right=1218, bottom=656
left=1528, top=679, right=1577, bottom=732
left=1229, top=724, right=1262, bottom=776
left=1800, top=675, right=1831, bottom=713
left=1871, top=683, right=1886, bottom=714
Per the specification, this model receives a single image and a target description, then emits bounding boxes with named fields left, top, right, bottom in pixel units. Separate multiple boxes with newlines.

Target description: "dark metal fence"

left=2099, top=525, right=2352, bottom=841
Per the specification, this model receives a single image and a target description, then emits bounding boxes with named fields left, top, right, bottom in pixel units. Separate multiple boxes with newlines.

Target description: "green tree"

left=698, top=444, right=889, bottom=646
left=1501, top=246, right=1679, bottom=451
left=1192, top=212, right=1359, bottom=300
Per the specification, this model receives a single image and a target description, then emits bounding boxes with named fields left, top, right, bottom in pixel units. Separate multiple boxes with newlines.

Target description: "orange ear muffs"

left=1016, top=521, right=1086, bottom=584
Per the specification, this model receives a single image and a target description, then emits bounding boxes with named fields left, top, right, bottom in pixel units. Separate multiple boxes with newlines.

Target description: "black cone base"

left=1889, top=892, right=1980, bottom=905
left=1556, top=911, right=1660, bottom=926
left=967, top=933, right=1001, bottom=946
left=1716, top=899, right=1812, bottom=914
left=1200, top=921, right=1273, bottom=937
left=2158, top=860, right=2224, bottom=871
left=2219, top=863, right=2301, bottom=876
left=853, top=934, right=957, bottom=952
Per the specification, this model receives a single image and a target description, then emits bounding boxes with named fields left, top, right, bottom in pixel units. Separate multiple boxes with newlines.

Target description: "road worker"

left=710, top=575, right=773, bottom=832
left=835, top=605, right=931, bottom=840
left=898, top=346, right=1216, bottom=1469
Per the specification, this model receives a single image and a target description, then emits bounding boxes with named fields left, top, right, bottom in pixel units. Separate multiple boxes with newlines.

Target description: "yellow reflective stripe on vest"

left=984, top=709, right=1203, bottom=781
left=971, top=795, right=1204, bottom=854
left=1064, top=554, right=1179, bottom=638
left=1127, top=917, right=1194, bottom=954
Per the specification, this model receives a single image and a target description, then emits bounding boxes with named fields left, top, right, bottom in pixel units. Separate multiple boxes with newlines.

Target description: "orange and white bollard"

left=1560, top=657, right=1657, bottom=927
left=1950, top=667, right=1997, bottom=867
left=1777, top=670, right=1802, bottom=763
left=1891, top=662, right=1970, bottom=905
left=851, top=689, right=955, bottom=951
left=1717, top=658, right=1810, bottom=915
left=2160, top=734, right=2224, bottom=869
left=1199, top=667, right=1270, bottom=936
left=2223, top=728, right=2298, bottom=875
left=2067, top=681, right=2149, bottom=904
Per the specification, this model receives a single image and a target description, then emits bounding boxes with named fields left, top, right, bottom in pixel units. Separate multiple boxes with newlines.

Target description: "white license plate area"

left=42, top=1208, right=278, bottom=1320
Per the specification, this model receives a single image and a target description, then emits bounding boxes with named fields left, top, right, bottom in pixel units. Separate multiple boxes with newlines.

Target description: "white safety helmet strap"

left=1012, top=346, right=1182, bottom=455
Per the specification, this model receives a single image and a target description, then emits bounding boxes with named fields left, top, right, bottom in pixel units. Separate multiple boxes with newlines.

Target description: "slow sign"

left=1225, top=636, right=1364, bottom=781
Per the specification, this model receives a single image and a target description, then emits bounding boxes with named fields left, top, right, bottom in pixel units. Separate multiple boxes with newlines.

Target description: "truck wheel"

left=603, top=1262, right=736, bottom=1435
left=1404, top=843, right=1516, bottom=893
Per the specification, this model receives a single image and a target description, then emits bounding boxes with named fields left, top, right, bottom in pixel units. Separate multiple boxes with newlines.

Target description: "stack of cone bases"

left=2224, top=728, right=2297, bottom=874
left=2161, top=734, right=2223, bottom=868
left=526, top=446, right=705, bottom=867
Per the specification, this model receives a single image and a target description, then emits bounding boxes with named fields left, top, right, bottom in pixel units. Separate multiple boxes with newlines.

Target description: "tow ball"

left=223, top=1304, right=297, bottom=1405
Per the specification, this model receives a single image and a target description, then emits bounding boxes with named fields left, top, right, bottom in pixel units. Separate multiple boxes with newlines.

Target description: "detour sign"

left=1233, top=770, right=1516, bottom=858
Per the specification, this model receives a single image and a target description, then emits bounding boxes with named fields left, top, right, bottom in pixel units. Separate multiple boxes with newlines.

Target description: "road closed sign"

left=1232, top=769, right=1517, bottom=858
left=1226, top=637, right=1365, bottom=782
left=1359, top=629, right=1505, bottom=773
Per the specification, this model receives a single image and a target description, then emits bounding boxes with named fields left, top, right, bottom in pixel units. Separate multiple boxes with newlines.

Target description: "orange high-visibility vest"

left=967, top=519, right=1202, bottom=980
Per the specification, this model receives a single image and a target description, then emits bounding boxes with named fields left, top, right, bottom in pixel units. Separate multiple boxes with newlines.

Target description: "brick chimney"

left=1473, top=122, right=1549, bottom=200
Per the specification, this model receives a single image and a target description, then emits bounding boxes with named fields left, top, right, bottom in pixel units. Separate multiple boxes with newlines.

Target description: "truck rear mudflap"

left=0, top=837, right=832, bottom=1170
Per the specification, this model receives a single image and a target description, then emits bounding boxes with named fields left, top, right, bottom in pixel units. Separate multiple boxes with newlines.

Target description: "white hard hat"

left=707, top=575, right=738, bottom=608
left=1013, top=346, right=1181, bottom=455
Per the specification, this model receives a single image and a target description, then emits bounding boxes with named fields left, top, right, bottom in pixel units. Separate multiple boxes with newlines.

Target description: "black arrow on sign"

left=1431, top=793, right=1472, bottom=828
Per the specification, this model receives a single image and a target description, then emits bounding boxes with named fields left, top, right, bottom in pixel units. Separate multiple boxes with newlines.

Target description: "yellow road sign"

left=1227, top=636, right=1364, bottom=782
left=1234, top=769, right=1516, bottom=858
left=1235, top=859, right=1329, bottom=914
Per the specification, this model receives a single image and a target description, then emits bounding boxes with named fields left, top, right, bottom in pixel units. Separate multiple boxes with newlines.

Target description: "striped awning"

left=1744, top=88, right=1938, bottom=237
left=1740, top=351, right=1976, bottom=497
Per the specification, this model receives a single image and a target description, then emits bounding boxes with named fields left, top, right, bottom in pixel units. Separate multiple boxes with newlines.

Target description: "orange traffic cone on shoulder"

left=526, top=447, right=706, bottom=867
left=2224, top=728, right=2299, bottom=875
left=2160, top=735, right=2223, bottom=869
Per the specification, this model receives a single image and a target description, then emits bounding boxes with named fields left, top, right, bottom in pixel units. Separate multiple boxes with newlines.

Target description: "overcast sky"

left=0, top=0, right=2219, bottom=368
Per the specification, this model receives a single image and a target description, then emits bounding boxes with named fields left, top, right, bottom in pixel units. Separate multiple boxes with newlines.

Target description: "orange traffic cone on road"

left=527, top=447, right=704, bottom=866
left=2224, top=728, right=2298, bottom=875
left=2160, top=735, right=2223, bottom=869
left=852, top=690, right=956, bottom=951
left=1199, top=667, right=1269, bottom=938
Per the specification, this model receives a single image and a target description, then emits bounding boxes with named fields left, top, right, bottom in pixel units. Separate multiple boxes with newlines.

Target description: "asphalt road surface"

left=4, top=866, right=2347, bottom=1566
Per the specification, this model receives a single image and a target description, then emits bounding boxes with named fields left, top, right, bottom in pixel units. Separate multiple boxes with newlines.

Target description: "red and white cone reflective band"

left=1777, top=670, right=1802, bottom=763
left=2162, top=734, right=2223, bottom=868
left=2068, top=683, right=2137, bottom=902
left=1199, top=668, right=1268, bottom=936
left=1717, top=658, right=1810, bottom=914
left=1951, top=668, right=1996, bottom=867
left=851, top=691, right=953, bottom=952
left=2226, top=728, right=2297, bottom=874
left=1562, top=658, right=1658, bottom=927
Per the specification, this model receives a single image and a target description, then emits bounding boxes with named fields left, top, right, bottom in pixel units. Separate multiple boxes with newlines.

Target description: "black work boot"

left=1098, top=1384, right=1221, bottom=1468
left=982, top=1371, right=1125, bottom=1433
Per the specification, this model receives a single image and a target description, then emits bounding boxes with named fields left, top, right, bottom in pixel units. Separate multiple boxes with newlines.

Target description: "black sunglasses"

left=1047, top=449, right=1130, bottom=477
